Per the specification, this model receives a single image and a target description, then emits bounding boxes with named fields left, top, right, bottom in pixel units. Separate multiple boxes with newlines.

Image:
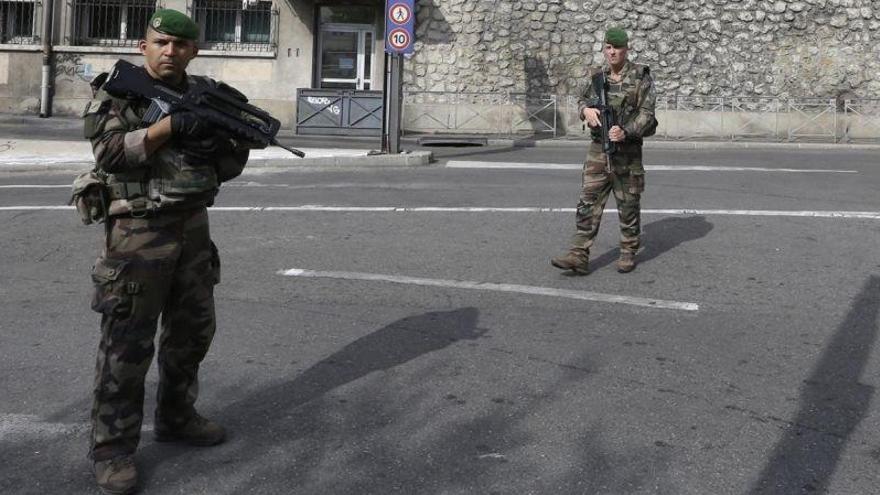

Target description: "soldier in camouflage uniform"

left=551, top=27, right=657, bottom=275
left=83, top=9, right=249, bottom=495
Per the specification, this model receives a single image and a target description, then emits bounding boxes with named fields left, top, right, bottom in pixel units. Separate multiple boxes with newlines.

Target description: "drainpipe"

left=39, top=0, right=55, bottom=117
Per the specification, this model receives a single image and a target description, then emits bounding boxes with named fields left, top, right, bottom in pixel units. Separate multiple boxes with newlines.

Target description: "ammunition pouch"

left=104, top=180, right=158, bottom=217
left=105, top=181, right=148, bottom=200
left=70, top=170, right=108, bottom=225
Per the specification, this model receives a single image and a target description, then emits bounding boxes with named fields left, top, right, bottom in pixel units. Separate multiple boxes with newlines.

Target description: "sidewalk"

left=0, top=139, right=432, bottom=172
left=0, top=116, right=432, bottom=172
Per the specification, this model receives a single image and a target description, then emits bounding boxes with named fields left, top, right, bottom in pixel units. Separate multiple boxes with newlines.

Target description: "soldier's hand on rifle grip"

left=582, top=107, right=601, bottom=128
left=170, top=111, right=212, bottom=140
left=609, top=125, right=626, bottom=142
left=144, top=115, right=173, bottom=157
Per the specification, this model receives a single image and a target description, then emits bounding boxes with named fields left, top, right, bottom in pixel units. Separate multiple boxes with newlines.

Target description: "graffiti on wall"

left=55, top=53, right=96, bottom=82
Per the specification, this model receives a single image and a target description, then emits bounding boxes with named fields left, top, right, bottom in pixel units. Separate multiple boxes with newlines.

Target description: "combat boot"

left=551, top=248, right=589, bottom=275
left=617, top=251, right=636, bottom=273
left=155, top=413, right=226, bottom=446
left=93, top=454, right=137, bottom=495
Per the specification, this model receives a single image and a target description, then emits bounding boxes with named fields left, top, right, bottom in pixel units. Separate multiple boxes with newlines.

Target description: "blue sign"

left=385, top=0, right=415, bottom=54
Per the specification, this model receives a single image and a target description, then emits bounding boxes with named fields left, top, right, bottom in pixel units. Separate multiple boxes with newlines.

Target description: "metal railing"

left=558, top=95, right=879, bottom=142
left=191, top=0, right=277, bottom=52
left=402, top=91, right=558, bottom=136
left=71, top=0, right=155, bottom=47
left=726, top=97, right=780, bottom=141
left=404, top=93, right=880, bottom=142
left=296, top=88, right=383, bottom=136
left=787, top=98, right=837, bottom=142
left=0, top=0, right=41, bottom=44
left=843, top=99, right=880, bottom=143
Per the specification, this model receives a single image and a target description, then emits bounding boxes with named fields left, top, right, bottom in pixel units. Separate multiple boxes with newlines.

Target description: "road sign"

left=389, top=3, right=411, bottom=25
left=388, top=28, right=411, bottom=50
left=385, top=0, right=414, bottom=54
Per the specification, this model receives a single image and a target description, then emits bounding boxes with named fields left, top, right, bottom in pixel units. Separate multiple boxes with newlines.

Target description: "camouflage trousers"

left=571, top=146, right=645, bottom=255
left=89, top=207, right=220, bottom=461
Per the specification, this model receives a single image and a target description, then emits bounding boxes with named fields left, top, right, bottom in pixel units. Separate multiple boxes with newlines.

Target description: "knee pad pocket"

left=626, top=174, right=645, bottom=195
left=91, top=257, right=134, bottom=318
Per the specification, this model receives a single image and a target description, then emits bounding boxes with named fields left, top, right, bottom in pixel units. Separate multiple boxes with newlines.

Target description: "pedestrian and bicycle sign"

left=385, top=0, right=414, bottom=54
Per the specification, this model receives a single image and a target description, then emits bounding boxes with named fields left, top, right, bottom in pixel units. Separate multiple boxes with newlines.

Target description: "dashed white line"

left=0, top=414, right=86, bottom=438
left=279, top=268, right=700, bottom=312
left=0, top=414, right=153, bottom=439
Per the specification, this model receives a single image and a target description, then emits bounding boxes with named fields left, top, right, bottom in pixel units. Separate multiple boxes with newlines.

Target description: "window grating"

left=0, top=0, right=40, bottom=44
left=72, top=0, right=156, bottom=47
left=193, top=0, right=276, bottom=52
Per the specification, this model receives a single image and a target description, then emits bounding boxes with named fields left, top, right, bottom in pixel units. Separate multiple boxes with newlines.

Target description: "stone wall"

left=406, top=0, right=880, bottom=99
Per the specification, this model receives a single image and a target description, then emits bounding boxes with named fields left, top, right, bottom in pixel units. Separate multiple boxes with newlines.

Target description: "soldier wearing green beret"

left=551, top=27, right=657, bottom=275
left=83, top=9, right=249, bottom=494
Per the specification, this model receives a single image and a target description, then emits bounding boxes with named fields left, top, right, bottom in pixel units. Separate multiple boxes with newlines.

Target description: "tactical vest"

left=607, top=62, right=652, bottom=138
left=83, top=74, right=219, bottom=214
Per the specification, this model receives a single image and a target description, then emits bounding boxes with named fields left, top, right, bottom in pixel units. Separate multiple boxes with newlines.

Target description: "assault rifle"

left=102, top=59, right=304, bottom=158
left=586, top=71, right=616, bottom=172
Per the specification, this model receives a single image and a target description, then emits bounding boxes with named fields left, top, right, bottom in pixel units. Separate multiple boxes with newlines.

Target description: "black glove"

left=178, top=130, right=235, bottom=160
left=177, top=136, right=233, bottom=160
left=170, top=111, right=213, bottom=140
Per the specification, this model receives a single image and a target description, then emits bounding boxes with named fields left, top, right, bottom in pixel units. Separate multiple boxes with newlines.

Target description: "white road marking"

left=279, top=268, right=700, bottom=312
left=0, top=206, right=74, bottom=210
left=1, top=205, right=879, bottom=219
left=446, top=162, right=581, bottom=170
left=0, top=414, right=153, bottom=439
left=0, top=414, right=85, bottom=437
left=0, top=184, right=70, bottom=189
left=444, top=160, right=859, bottom=173
left=212, top=207, right=880, bottom=219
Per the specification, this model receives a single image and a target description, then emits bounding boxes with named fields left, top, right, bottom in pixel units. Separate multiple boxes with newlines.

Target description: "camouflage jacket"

left=577, top=60, right=657, bottom=142
left=83, top=70, right=249, bottom=216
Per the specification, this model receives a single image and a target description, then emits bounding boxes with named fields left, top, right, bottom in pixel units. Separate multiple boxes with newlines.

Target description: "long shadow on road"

left=590, top=215, right=714, bottom=272
left=749, top=275, right=880, bottom=494
left=137, top=307, right=486, bottom=486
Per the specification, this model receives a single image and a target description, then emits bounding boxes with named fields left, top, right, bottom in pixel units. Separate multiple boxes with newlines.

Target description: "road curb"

left=250, top=151, right=433, bottom=168
left=0, top=151, right=434, bottom=173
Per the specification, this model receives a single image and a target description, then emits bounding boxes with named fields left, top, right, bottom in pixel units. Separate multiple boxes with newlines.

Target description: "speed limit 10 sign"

left=388, top=28, right=411, bottom=50
left=385, top=0, right=414, bottom=54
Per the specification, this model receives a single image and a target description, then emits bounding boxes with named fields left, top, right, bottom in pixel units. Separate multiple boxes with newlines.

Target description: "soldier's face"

left=603, top=43, right=628, bottom=67
left=139, top=29, right=199, bottom=84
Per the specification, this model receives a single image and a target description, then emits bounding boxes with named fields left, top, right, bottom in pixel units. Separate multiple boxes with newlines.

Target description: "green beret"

left=148, top=9, right=199, bottom=40
left=604, top=27, right=628, bottom=48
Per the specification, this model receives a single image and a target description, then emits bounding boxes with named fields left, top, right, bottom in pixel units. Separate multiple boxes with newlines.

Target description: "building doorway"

left=317, top=6, right=378, bottom=90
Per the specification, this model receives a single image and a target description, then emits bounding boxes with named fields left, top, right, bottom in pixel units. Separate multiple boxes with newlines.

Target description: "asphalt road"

left=2, top=145, right=880, bottom=494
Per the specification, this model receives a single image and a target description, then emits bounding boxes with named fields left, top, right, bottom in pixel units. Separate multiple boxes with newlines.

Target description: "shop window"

left=0, top=0, right=39, bottom=44
left=72, top=0, right=155, bottom=47
left=193, top=0, right=277, bottom=52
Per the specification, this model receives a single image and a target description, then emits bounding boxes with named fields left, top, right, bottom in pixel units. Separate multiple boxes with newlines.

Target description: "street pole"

left=386, top=53, right=403, bottom=154
left=383, top=0, right=413, bottom=154
left=39, top=0, right=55, bottom=117
left=381, top=53, right=390, bottom=153
left=382, top=53, right=403, bottom=154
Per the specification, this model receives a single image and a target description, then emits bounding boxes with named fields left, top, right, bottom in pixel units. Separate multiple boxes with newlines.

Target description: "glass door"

left=318, top=24, right=373, bottom=90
